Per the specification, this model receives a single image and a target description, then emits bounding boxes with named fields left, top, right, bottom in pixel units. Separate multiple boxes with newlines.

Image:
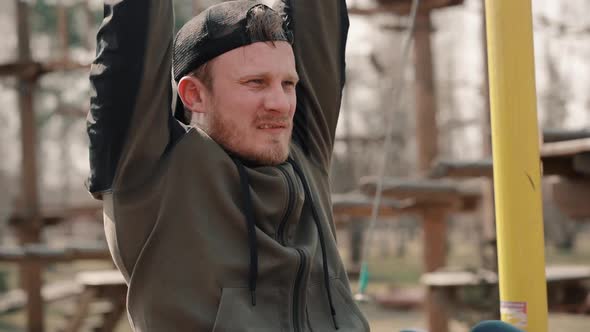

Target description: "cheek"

left=215, top=93, right=258, bottom=121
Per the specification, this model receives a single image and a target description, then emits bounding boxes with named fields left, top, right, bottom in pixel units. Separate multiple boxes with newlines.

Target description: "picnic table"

left=333, top=179, right=481, bottom=332
left=429, top=137, right=590, bottom=219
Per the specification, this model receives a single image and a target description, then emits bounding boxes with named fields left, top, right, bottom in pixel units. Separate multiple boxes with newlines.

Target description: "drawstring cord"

left=289, top=157, right=339, bottom=330
left=232, top=155, right=339, bottom=329
left=231, top=157, right=259, bottom=306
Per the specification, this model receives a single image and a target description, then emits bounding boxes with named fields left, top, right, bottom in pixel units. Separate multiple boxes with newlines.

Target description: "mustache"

left=254, top=116, right=292, bottom=127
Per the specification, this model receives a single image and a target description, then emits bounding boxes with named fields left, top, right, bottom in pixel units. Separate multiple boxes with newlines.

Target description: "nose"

left=264, top=83, right=292, bottom=115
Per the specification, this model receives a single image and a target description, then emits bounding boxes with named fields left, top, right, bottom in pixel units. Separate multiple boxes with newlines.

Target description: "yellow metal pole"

left=485, top=1, right=548, bottom=331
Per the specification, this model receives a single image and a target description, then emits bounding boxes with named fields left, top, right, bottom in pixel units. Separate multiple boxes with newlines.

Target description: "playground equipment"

left=344, top=0, right=590, bottom=332
left=486, top=0, right=549, bottom=327
left=349, top=0, right=467, bottom=331
left=0, top=1, right=107, bottom=331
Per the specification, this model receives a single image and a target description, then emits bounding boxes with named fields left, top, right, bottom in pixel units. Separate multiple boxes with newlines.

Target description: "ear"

left=178, top=76, right=209, bottom=114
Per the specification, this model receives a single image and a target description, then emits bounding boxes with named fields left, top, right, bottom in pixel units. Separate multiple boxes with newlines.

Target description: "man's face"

left=203, top=41, right=298, bottom=165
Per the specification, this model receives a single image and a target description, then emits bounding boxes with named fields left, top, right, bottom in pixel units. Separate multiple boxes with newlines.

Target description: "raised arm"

left=283, top=0, right=349, bottom=170
left=87, top=0, right=182, bottom=198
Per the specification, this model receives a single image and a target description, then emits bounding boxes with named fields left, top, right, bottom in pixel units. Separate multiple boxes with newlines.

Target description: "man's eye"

left=247, top=79, right=264, bottom=85
left=283, top=81, right=296, bottom=87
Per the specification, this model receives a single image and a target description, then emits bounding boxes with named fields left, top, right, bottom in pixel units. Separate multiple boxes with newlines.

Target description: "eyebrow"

left=239, top=72, right=299, bottom=82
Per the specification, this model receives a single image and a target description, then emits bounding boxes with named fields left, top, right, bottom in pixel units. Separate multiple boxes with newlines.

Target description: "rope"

left=355, top=0, right=422, bottom=299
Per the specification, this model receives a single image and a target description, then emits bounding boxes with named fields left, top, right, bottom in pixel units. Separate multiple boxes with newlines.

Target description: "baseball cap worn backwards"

left=172, top=0, right=293, bottom=82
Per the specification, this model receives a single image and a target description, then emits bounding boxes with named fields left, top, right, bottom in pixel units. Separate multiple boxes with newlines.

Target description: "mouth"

left=257, top=123, right=289, bottom=131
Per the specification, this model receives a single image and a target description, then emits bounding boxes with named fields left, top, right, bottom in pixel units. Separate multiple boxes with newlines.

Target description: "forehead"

left=211, top=41, right=297, bottom=78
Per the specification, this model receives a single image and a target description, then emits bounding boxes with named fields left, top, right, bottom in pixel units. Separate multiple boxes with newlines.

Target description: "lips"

left=257, top=123, right=289, bottom=130
left=257, top=123, right=287, bottom=129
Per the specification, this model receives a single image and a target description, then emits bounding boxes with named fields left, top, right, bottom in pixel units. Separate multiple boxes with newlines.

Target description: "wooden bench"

left=421, top=265, right=590, bottom=324
left=0, top=268, right=127, bottom=332
left=0, top=281, right=82, bottom=314
left=336, top=179, right=481, bottom=331
left=0, top=244, right=114, bottom=331
left=0, top=244, right=112, bottom=263
left=429, top=137, right=590, bottom=181
left=62, top=270, right=127, bottom=332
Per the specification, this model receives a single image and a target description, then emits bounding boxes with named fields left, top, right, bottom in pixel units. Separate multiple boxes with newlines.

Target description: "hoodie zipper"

left=277, top=165, right=296, bottom=245
left=293, top=248, right=306, bottom=332
left=277, top=165, right=306, bottom=331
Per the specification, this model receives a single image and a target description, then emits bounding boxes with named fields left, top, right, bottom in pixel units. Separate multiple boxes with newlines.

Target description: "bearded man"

left=87, top=0, right=369, bottom=330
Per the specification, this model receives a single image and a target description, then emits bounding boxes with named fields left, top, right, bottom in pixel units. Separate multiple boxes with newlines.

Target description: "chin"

left=251, top=150, right=289, bottom=166
left=234, top=145, right=290, bottom=166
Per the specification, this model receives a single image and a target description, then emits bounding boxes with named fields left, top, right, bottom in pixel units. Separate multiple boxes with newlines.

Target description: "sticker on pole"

left=500, top=301, right=527, bottom=328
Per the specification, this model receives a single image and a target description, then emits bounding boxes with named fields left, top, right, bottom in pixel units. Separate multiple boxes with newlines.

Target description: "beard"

left=203, top=107, right=291, bottom=166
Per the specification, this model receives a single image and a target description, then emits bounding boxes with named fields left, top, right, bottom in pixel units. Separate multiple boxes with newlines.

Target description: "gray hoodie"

left=87, top=0, right=369, bottom=331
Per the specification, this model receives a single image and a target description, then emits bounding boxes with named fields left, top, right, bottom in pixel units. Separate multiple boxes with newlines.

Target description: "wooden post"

left=57, top=1, right=72, bottom=207
left=57, top=0, right=69, bottom=61
left=83, top=0, right=95, bottom=50
left=422, top=208, right=447, bottom=273
left=413, top=11, right=447, bottom=332
left=16, top=0, right=44, bottom=331
left=414, top=12, right=438, bottom=175
left=422, top=207, right=449, bottom=332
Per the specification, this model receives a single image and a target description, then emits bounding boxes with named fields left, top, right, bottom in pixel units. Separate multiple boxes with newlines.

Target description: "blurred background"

left=0, top=0, right=589, bottom=331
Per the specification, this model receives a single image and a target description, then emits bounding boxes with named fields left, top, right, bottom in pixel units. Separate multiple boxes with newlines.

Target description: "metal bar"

left=485, top=0, right=548, bottom=330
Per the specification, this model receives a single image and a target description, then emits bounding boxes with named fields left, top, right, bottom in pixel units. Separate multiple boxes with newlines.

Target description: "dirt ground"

left=358, top=301, right=590, bottom=332
left=1, top=297, right=589, bottom=331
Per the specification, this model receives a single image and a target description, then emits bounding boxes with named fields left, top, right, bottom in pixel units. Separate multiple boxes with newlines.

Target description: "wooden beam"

left=361, top=177, right=455, bottom=199
left=0, top=60, right=90, bottom=79
left=421, top=265, right=590, bottom=287
left=541, top=138, right=590, bottom=158
left=332, top=193, right=414, bottom=221
left=429, top=159, right=493, bottom=179
left=9, top=204, right=102, bottom=227
left=359, top=178, right=480, bottom=212
left=430, top=152, right=589, bottom=179
left=348, top=0, right=463, bottom=16
left=542, top=129, right=590, bottom=143
left=0, top=245, right=111, bottom=263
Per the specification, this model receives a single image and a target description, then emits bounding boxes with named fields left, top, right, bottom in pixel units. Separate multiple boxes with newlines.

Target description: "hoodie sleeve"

left=87, top=0, right=184, bottom=199
left=283, top=0, right=350, bottom=171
